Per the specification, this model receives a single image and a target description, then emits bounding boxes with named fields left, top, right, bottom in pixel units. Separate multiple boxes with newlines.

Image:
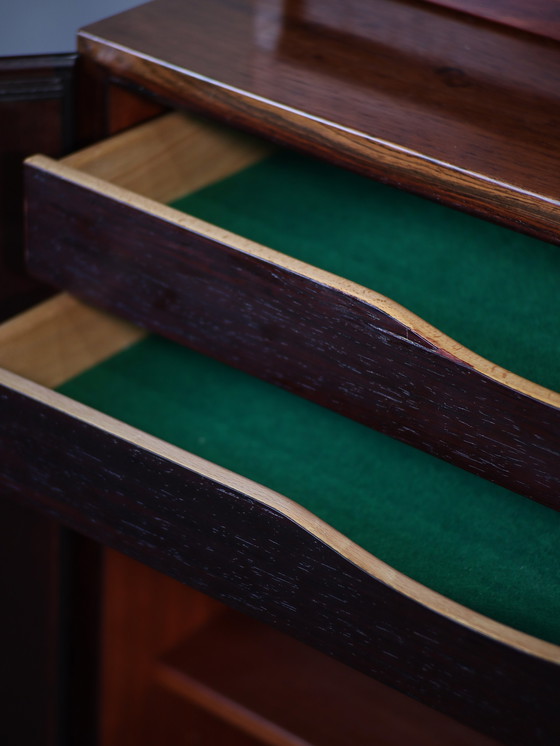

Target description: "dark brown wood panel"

left=423, top=0, right=560, bottom=42
left=0, top=496, right=61, bottom=746
left=0, top=54, right=75, bottom=321
left=0, top=496, right=102, bottom=746
left=80, top=0, right=560, bottom=244
left=25, top=165, right=560, bottom=510
left=0, top=53, right=162, bottom=324
left=100, top=550, right=223, bottom=746
left=1, top=382, right=559, bottom=745
left=62, top=532, right=102, bottom=746
left=75, top=55, right=165, bottom=148
left=0, top=57, right=107, bottom=746
left=100, top=550, right=498, bottom=745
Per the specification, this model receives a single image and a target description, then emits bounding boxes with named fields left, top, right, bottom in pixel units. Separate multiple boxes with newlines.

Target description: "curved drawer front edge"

left=0, top=368, right=559, bottom=745
left=77, top=27, right=560, bottom=248
left=24, top=156, right=560, bottom=510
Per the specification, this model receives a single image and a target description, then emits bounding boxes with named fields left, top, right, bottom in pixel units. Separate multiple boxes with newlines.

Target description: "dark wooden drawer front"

left=24, top=113, right=560, bottom=509
left=0, top=296, right=559, bottom=745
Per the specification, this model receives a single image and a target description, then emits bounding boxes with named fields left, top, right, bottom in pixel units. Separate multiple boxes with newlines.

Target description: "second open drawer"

left=1, top=294, right=560, bottom=744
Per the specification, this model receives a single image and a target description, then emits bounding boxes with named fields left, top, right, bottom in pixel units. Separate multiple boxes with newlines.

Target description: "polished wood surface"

left=24, top=114, right=560, bottom=509
left=0, top=299, right=559, bottom=744
left=80, top=0, right=560, bottom=244
left=425, top=0, right=560, bottom=42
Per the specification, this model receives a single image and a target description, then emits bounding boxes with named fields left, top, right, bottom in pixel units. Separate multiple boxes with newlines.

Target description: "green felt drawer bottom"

left=171, top=150, right=560, bottom=394
left=58, top=335, right=560, bottom=645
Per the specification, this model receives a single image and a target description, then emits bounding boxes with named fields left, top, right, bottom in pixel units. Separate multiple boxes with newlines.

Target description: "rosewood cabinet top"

left=80, top=0, right=560, bottom=245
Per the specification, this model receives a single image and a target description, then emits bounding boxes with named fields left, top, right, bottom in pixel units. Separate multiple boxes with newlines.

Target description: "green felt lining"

left=59, top=336, right=560, bottom=645
left=171, top=151, right=560, bottom=393
left=59, top=152, right=560, bottom=645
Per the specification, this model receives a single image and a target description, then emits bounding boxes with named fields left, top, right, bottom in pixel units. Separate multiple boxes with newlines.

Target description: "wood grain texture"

left=424, top=0, right=560, bottom=42
left=79, top=0, right=560, bottom=244
left=63, top=111, right=271, bottom=204
left=0, top=293, right=144, bottom=388
left=0, top=369, right=559, bottom=745
left=25, top=159, right=560, bottom=510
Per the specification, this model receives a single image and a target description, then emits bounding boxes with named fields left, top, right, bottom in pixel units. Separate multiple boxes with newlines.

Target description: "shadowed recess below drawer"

left=58, top=335, right=560, bottom=645
left=171, top=150, right=560, bottom=393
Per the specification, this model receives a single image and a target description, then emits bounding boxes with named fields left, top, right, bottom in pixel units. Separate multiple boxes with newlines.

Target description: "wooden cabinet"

left=1, top=2, right=560, bottom=744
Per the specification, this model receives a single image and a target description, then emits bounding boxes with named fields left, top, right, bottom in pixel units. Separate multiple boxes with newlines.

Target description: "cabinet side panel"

left=0, top=54, right=77, bottom=321
left=0, top=496, right=61, bottom=746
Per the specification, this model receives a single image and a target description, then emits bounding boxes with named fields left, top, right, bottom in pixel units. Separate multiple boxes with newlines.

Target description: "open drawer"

left=0, top=294, right=559, bottom=745
left=24, top=112, right=560, bottom=510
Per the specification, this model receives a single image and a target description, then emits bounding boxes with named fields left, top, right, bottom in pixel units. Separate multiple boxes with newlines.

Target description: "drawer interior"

left=61, top=112, right=560, bottom=394
left=169, top=147, right=560, bottom=394
left=26, top=112, right=560, bottom=511
left=6, top=297, right=550, bottom=646
left=19, top=113, right=560, bottom=648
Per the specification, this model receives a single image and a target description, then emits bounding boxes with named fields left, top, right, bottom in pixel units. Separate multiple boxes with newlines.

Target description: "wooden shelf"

left=155, top=611, right=501, bottom=745
left=101, top=549, right=498, bottom=746
left=155, top=611, right=495, bottom=746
